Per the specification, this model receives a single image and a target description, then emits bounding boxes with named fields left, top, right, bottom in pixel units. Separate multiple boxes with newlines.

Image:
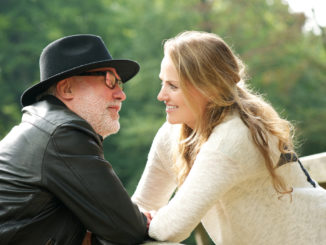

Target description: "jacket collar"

left=24, top=95, right=104, bottom=142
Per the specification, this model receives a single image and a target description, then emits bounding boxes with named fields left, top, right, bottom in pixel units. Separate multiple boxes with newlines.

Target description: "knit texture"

left=132, top=113, right=326, bottom=245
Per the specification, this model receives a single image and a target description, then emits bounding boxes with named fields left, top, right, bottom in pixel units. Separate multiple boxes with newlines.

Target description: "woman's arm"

left=148, top=121, right=254, bottom=242
left=132, top=123, right=179, bottom=212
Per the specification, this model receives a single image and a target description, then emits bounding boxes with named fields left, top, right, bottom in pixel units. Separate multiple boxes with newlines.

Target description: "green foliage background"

left=0, top=1, right=325, bottom=242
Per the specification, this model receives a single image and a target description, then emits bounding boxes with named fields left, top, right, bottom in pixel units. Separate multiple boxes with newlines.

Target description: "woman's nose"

left=157, top=87, right=166, bottom=101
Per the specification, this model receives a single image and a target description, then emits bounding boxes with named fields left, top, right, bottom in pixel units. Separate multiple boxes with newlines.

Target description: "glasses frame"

left=77, top=71, right=123, bottom=90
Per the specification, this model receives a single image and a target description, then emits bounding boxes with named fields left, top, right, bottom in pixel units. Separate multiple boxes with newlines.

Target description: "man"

left=0, top=34, right=148, bottom=244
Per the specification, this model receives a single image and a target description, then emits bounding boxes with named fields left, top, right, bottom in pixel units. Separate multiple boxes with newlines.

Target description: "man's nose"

left=112, top=86, right=126, bottom=101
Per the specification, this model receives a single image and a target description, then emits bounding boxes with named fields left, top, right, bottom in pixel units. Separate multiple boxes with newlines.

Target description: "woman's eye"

left=169, top=83, right=178, bottom=90
left=160, top=81, right=178, bottom=90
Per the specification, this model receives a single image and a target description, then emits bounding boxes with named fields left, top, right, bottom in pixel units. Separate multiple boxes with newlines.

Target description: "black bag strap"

left=297, top=158, right=316, bottom=187
left=278, top=153, right=316, bottom=188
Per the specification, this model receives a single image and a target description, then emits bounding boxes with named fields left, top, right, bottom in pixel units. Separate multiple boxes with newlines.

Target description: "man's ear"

left=56, top=78, right=74, bottom=101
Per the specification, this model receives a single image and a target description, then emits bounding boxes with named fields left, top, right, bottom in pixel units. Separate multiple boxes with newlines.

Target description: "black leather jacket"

left=0, top=96, right=147, bottom=245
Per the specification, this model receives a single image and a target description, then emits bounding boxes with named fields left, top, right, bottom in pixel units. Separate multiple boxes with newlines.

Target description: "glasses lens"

left=106, top=71, right=123, bottom=90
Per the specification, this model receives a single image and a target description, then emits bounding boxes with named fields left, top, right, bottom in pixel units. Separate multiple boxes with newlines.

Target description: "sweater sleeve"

left=132, top=122, right=179, bottom=212
left=148, top=117, right=256, bottom=242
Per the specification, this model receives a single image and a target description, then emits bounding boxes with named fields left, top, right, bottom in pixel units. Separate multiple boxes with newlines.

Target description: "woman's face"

left=157, top=54, right=207, bottom=129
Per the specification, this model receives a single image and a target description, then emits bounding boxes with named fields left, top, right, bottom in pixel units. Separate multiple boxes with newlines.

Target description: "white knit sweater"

left=132, top=113, right=326, bottom=245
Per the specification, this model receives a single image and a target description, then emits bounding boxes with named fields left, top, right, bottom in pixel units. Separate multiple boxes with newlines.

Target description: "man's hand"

left=143, top=212, right=152, bottom=229
left=82, top=231, right=92, bottom=245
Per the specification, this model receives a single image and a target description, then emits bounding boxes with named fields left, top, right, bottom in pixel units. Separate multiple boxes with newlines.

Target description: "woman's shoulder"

left=210, top=112, right=250, bottom=142
left=206, top=112, right=262, bottom=162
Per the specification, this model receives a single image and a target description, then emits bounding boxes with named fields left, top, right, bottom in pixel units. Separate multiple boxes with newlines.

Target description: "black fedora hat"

left=20, top=34, right=140, bottom=106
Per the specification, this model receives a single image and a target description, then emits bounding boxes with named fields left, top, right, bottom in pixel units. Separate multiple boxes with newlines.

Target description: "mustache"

left=106, top=101, right=122, bottom=111
left=107, top=101, right=122, bottom=107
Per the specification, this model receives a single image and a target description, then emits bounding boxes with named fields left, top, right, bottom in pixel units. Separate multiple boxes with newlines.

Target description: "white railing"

left=301, top=152, right=326, bottom=187
left=142, top=242, right=183, bottom=245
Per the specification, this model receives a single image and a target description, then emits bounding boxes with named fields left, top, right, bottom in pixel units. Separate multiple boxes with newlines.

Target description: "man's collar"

left=37, top=95, right=65, bottom=106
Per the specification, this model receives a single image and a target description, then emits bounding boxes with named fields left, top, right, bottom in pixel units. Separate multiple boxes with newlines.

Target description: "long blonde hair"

left=164, top=31, right=295, bottom=194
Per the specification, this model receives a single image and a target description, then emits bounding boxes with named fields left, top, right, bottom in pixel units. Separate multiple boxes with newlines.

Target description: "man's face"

left=69, top=68, right=126, bottom=138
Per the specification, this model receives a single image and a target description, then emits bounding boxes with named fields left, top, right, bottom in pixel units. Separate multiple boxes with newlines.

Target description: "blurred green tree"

left=0, top=0, right=325, bottom=205
left=1, top=0, right=325, bottom=244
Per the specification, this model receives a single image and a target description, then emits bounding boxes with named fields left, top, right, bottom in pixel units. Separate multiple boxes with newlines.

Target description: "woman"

left=132, top=31, right=326, bottom=244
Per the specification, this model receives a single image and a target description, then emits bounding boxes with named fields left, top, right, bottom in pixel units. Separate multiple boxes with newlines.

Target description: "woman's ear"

left=56, top=78, right=74, bottom=101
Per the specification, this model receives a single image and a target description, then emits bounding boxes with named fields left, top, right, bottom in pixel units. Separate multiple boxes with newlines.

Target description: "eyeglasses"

left=77, top=70, right=123, bottom=90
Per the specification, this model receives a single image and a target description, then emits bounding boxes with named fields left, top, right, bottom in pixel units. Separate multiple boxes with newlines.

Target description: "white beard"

left=74, top=93, right=121, bottom=138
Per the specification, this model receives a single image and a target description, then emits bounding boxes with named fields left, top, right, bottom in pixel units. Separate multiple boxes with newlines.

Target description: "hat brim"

left=20, top=59, right=140, bottom=107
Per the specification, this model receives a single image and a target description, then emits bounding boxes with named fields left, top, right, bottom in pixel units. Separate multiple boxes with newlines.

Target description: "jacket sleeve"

left=42, top=121, right=147, bottom=245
